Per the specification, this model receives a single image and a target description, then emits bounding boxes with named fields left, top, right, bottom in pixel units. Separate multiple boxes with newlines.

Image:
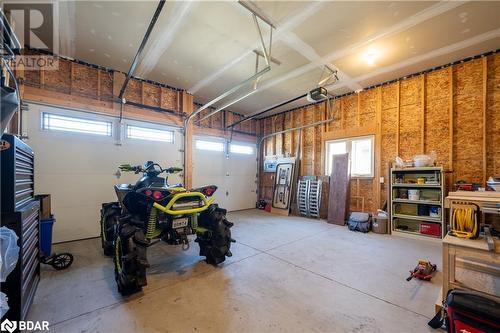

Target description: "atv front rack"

left=152, top=192, right=215, bottom=215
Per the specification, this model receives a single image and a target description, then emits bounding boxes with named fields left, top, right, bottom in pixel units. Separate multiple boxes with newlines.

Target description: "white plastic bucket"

left=408, top=189, right=420, bottom=201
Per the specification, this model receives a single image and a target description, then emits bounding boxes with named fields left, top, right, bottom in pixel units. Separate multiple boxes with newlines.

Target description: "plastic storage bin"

left=40, top=217, right=55, bottom=256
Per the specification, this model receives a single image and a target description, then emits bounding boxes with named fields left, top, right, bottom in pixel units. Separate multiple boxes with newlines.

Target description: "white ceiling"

left=57, top=1, right=500, bottom=117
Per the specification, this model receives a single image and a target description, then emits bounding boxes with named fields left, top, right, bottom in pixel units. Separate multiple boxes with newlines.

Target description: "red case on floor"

left=264, top=203, right=272, bottom=212
left=445, top=289, right=500, bottom=333
left=420, top=222, right=440, bottom=236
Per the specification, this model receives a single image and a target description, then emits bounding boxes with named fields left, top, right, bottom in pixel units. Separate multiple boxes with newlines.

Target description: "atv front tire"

left=100, top=202, right=121, bottom=256
left=196, top=204, right=233, bottom=265
left=113, top=224, right=148, bottom=296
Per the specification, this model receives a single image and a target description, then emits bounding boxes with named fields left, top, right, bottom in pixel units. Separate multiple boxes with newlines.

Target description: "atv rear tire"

left=113, top=224, right=148, bottom=296
left=100, top=203, right=121, bottom=256
left=196, top=204, right=233, bottom=265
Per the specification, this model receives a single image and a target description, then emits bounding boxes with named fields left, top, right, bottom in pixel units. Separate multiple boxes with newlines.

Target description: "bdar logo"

left=0, top=319, right=17, bottom=333
left=0, top=319, right=49, bottom=332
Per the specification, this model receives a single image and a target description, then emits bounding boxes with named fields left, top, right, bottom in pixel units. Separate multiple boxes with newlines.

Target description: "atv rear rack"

left=153, top=192, right=215, bottom=215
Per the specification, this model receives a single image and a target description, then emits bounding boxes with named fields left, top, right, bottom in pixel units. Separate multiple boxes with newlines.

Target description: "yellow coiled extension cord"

left=450, top=207, right=478, bottom=238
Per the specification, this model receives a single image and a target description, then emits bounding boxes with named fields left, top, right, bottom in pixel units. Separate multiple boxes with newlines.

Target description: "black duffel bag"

left=347, top=212, right=371, bottom=233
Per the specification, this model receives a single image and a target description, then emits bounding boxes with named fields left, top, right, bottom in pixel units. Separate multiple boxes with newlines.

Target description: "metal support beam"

left=253, top=14, right=270, bottom=67
left=227, top=93, right=307, bottom=129
left=183, top=9, right=274, bottom=185
left=238, top=0, right=276, bottom=29
left=117, top=0, right=165, bottom=102
left=317, top=65, right=338, bottom=86
left=196, top=89, right=258, bottom=124
left=189, top=64, right=270, bottom=123
left=253, top=49, right=281, bottom=66
left=259, top=117, right=335, bottom=145
left=188, top=11, right=273, bottom=123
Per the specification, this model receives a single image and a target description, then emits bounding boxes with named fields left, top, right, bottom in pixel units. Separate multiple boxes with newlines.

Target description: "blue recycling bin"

left=40, top=217, right=55, bottom=257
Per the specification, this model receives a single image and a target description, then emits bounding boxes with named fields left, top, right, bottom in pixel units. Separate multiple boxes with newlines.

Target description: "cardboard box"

left=372, top=216, right=388, bottom=234
left=35, top=194, right=51, bottom=219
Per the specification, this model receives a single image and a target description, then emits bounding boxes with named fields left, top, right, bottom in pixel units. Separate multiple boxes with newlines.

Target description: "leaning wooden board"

left=327, top=153, right=350, bottom=225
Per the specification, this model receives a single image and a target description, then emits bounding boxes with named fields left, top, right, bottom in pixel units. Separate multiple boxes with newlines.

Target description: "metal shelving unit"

left=390, top=167, right=445, bottom=239
left=393, top=199, right=442, bottom=205
left=392, top=184, right=442, bottom=188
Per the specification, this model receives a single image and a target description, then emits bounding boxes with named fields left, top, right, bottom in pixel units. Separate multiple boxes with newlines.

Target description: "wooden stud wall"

left=399, top=76, right=422, bottom=160
left=283, top=112, right=293, bottom=155
left=453, top=59, right=485, bottom=184
left=182, top=92, right=194, bottom=189
left=486, top=52, right=500, bottom=177
left=425, top=68, right=452, bottom=169
left=380, top=82, right=399, bottom=207
left=274, top=114, right=284, bottom=156
left=258, top=53, right=500, bottom=215
left=302, top=106, right=315, bottom=175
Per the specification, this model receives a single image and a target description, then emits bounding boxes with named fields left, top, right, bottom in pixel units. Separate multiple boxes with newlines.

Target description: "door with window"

left=325, top=136, right=374, bottom=177
left=192, top=137, right=257, bottom=211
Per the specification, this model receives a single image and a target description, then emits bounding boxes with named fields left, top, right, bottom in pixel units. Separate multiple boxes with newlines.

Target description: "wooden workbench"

left=441, top=234, right=500, bottom=305
left=435, top=191, right=500, bottom=310
left=445, top=191, right=500, bottom=208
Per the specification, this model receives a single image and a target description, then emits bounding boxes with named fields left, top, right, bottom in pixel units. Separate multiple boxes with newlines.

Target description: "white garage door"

left=25, top=103, right=183, bottom=242
left=192, top=136, right=257, bottom=212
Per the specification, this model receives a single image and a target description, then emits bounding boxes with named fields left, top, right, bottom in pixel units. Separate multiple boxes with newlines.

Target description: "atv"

left=99, top=161, right=234, bottom=295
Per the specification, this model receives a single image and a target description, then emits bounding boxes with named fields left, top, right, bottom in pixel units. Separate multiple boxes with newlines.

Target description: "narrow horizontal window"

left=126, top=125, right=174, bottom=143
left=195, top=139, right=224, bottom=152
left=230, top=143, right=254, bottom=155
left=42, top=112, right=112, bottom=136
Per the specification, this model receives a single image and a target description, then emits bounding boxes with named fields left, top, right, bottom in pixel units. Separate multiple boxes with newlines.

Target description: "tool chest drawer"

left=1, top=134, right=35, bottom=212
left=1, top=200, right=40, bottom=321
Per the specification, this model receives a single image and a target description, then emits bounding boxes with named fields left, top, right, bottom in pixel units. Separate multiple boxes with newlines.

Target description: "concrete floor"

left=28, top=209, right=442, bottom=332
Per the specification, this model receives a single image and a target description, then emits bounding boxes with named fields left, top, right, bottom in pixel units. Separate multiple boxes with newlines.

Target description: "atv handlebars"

left=165, top=167, right=183, bottom=173
left=119, top=163, right=183, bottom=175
left=118, top=164, right=141, bottom=173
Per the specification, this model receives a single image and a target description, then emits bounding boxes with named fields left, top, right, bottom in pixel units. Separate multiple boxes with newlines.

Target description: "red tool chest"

left=420, top=222, right=441, bottom=236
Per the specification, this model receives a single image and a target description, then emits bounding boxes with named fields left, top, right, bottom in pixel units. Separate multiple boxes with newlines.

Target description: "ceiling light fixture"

left=363, top=48, right=380, bottom=66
